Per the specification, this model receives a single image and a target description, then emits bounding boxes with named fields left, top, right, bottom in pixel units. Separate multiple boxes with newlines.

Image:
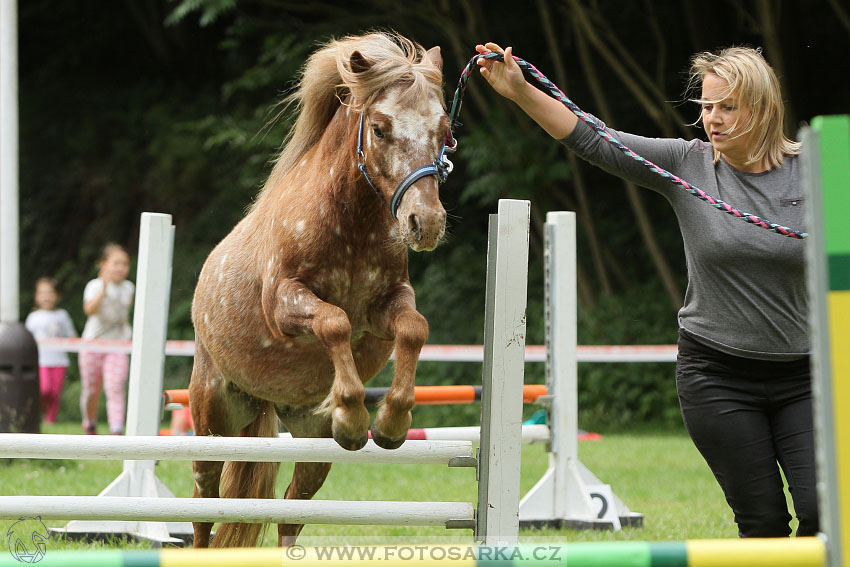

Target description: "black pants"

left=675, top=329, right=819, bottom=537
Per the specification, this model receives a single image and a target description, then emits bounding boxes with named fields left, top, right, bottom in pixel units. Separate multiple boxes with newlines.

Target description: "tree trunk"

left=567, top=0, right=691, bottom=138
left=755, top=0, right=799, bottom=136
left=571, top=10, right=684, bottom=310
left=536, top=0, right=612, bottom=298
left=827, top=0, right=850, bottom=37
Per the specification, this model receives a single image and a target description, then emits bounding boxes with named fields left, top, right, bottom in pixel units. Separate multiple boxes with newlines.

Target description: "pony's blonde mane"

left=262, top=32, right=443, bottom=195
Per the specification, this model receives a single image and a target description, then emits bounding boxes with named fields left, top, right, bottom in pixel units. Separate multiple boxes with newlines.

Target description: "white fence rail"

left=0, top=497, right=474, bottom=526
left=0, top=434, right=474, bottom=465
left=37, top=337, right=678, bottom=362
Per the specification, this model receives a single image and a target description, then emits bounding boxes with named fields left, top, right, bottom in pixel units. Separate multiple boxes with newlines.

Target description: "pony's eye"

left=372, top=126, right=384, bottom=139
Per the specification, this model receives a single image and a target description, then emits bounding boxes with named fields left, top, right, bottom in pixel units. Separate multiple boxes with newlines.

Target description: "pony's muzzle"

left=405, top=208, right=446, bottom=251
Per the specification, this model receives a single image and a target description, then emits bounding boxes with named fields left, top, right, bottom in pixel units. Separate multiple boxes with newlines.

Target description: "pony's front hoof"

left=332, top=422, right=368, bottom=451
left=370, top=422, right=407, bottom=450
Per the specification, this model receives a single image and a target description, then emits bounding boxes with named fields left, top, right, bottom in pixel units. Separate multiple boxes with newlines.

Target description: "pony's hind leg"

left=189, top=343, right=259, bottom=548
left=277, top=406, right=333, bottom=546
left=277, top=464, right=332, bottom=546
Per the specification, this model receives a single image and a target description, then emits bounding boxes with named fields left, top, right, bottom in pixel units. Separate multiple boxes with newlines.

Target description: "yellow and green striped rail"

left=0, top=539, right=827, bottom=567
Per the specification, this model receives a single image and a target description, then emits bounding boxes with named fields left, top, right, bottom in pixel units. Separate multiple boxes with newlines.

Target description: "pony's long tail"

left=212, top=401, right=280, bottom=548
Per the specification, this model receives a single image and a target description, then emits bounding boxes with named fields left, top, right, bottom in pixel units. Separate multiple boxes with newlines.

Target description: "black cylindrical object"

left=0, top=321, right=41, bottom=433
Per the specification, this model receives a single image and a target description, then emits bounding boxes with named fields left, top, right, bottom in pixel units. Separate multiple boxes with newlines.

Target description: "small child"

left=79, top=243, right=135, bottom=435
left=24, top=278, right=78, bottom=423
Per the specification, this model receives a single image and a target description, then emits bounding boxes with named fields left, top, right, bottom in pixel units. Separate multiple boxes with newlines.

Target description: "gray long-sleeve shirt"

left=561, top=116, right=807, bottom=361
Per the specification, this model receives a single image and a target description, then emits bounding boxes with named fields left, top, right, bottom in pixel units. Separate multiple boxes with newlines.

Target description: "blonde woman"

left=477, top=43, right=815, bottom=537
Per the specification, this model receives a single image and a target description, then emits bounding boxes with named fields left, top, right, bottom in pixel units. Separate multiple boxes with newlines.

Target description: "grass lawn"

left=1, top=422, right=793, bottom=551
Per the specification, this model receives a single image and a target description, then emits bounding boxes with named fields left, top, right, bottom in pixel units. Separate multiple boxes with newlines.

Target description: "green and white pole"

left=803, top=114, right=850, bottom=567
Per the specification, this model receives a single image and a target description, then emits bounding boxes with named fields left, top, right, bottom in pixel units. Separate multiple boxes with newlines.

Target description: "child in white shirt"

left=25, top=278, right=77, bottom=423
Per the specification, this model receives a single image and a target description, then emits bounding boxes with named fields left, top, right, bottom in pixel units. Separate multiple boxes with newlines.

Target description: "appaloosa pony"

left=189, top=33, right=450, bottom=548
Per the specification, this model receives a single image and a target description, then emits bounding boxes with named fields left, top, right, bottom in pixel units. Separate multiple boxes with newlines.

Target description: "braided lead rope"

left=448, top=52, right=807, bottom=239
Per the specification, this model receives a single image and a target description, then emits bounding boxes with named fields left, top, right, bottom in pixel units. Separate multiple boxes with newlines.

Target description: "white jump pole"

left=476, top=199, right=529, bottom=546
left=35, top=339, right=679, bottom=361
left=55, top=212, right=183, bottom=544
left=518, top=211, right=642, bottom=529
left=0, top=434, right=475, bottom=465
left=3, top=497, right=474, bottom=527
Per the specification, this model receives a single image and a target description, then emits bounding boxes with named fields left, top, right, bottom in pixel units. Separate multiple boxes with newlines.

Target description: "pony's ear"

left=350, top=50, right=372, bottom=74
left=424, top=46, right=442, bottom=70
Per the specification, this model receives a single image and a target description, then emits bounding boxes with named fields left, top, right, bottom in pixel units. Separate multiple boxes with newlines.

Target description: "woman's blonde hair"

left=688, top=46, right=800, bottom=169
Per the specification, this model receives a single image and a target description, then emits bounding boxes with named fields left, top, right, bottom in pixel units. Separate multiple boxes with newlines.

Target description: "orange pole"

left=163, top=384, right=548, bottom=407
left=522, top=384, right=549, bottom=403
left=414, top=385, right=478, bottom=405
left=163, top=389, right=189, bottom=406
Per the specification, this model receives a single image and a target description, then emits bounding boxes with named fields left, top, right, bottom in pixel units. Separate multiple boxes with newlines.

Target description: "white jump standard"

left=519, top=211, right=642, bottom=530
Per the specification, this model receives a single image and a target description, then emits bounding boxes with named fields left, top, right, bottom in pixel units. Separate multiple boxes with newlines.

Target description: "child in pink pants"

left=25, top=278, right=77, bottom=423
left=78, top=351, right=131, bottom=433
left=80, top=244, right=135, bottom=435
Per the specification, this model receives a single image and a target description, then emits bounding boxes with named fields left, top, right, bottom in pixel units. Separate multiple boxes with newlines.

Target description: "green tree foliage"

left=16, top=1, right=849, bottom=427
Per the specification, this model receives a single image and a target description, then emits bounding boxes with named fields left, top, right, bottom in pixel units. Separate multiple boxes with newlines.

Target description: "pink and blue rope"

left=448, top=52, right=807, bottom=240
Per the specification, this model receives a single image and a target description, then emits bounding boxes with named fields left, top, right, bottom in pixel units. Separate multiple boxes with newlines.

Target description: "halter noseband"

left=357, top=111, right=453, bottom=219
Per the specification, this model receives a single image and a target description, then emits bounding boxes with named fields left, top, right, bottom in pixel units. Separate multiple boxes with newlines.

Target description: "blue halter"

left=357, top=111, right=453, bottom=219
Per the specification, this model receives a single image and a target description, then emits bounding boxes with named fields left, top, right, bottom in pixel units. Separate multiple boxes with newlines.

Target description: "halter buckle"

left=436, top=154, right=453, bottom=182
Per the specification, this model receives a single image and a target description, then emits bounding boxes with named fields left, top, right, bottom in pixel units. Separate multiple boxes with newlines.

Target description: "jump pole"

left=518, top=211, right=642, bottom=529
left=0, top=539, right=827, bottom=567
left=35, top=338, right=679, bottom=361
left=163, top=384, right=549, bottom=406
left=803, top=115, right=850, bottom=567
left=51, top=212, right=186, bottom=544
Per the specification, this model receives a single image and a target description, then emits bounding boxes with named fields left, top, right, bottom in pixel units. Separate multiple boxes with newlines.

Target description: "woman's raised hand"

left=475, top=42, right=578, bottom=139
left=475, top=43, right=527, bottom=101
